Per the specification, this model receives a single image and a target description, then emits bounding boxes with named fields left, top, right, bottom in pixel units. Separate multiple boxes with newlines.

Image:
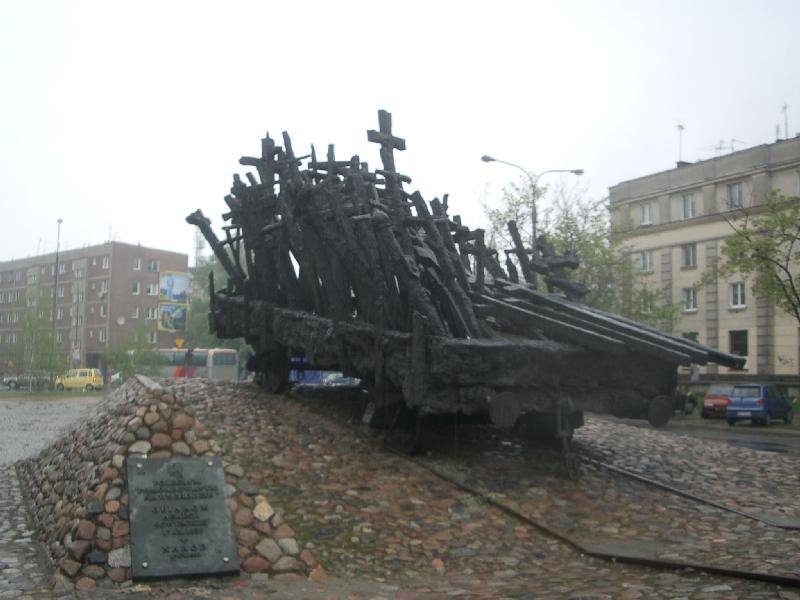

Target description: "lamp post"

left=481, top=155, right=583, bottom=248
left=50, top=218, right=63, bottom=385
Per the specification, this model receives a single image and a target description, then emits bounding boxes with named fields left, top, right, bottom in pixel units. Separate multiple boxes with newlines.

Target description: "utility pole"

left=50, top=218, right=63, bottom=385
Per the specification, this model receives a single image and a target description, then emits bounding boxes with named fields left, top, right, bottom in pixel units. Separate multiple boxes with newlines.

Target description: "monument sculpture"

left=187, top=110, right=744, bottom=460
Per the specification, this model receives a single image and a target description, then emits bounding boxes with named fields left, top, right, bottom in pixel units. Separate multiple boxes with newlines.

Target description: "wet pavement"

left=0, top=395, right=103, bottom=599
left=612, top=414, right=800, bottom=455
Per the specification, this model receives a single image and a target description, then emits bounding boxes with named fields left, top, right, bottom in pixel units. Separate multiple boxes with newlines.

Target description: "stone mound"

left=16, top=375, right=320, bottom=593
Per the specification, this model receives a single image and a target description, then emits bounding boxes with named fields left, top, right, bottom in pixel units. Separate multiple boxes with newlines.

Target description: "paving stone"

left=2, top=379, right=795, bottom=599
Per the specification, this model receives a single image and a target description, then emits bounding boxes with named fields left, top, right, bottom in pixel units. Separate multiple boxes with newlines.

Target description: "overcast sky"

left=1, top=0, right=798, bottom=264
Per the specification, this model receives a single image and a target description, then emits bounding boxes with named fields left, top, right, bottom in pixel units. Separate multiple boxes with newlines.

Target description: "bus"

left=155, top=348, right=239, bottom=381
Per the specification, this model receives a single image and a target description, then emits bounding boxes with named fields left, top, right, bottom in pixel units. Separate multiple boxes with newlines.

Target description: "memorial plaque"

left=127, top=456, right=240, bottom=580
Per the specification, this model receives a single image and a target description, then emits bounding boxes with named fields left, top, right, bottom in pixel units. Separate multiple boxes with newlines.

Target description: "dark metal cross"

left=367, top=109, right=406, bottom=174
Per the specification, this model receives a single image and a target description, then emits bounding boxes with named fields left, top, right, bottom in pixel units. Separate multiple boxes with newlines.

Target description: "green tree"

left=17, top=287, right=63, bottom=375
left=483, top=177, right=680, bottom=327
left=103, top=324, right=162, bottom=381
left=187, top=254, right=246, bottom=355
left=712, top=191, right=800, bottom=326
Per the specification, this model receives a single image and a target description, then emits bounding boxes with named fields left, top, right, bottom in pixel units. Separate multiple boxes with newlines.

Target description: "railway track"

left=379, top=415, right=800, bottom=589
left=580, top=454, right=800, bottom=530
left=286, top=386, right=800, bottom=588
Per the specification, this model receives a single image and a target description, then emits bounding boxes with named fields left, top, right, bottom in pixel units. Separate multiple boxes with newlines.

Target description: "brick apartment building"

left=0, top=242, right=189, bottom=372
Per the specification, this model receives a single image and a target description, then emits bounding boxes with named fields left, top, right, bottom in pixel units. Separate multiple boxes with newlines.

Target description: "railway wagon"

left=187, top=110, right=744, bottom=455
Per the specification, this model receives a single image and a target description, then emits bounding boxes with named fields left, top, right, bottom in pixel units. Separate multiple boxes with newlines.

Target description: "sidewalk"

left=0, top=464, right=50, bottom=599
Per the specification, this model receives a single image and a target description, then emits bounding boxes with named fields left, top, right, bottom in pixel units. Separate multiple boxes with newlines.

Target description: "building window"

left=146, top=307, right=157, bottom=320
left=102, top=256, right=109, bottom=269
left=730, top=282, right=746, bottom=308
left=78, top=292, right=84, bottom=303
left=682, top=287, right=697, bottom=312
left=682, top=331, right=699, bottom=342
left=729, top=329, right=748, bottom=356
left=12, top=312, right=18, bottom=323
left=57, top=308, right=64, bottom=320
left=77, top=315, right=83, bottom=326
left=58, top=285, right=65, bottom=298
left=134, top=257, right=141, bottom=271
left=681, top=243, right=697, bottom=268
left=56, top=331, right=62, bottom=343
left=131, top=306, right=139, bottom=319
left=0, top=292, right=4, bottom=304
left=638, top=250, right=653, bottom=273
left=99, top=328, right=107, bottom=343
left=100, top=280, right=108, bottom=294
left=147, top=259, right=159, bottom=272
left=146, top=284, right=158, bottom=296
left=74, top=268, right=84, bottom=279
left=728, top=182, right=743, bottom=208
left=58, top=263, right=66, bottom=275
left=640, top=203, right=652, bottom=226
left=132, top=282, right=140, bottom=295
left=100, top=304, right=107, bottom=318
left=14, top=271, right=21, bottom=282
left=147, top=331, right=157, bottom=344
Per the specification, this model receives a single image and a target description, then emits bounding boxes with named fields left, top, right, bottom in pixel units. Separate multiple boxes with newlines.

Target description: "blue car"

left=726, top=383, right=794, bottom=426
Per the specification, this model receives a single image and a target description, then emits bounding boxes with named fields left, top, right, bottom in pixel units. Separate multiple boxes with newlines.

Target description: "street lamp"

left=481, top=155, right=583, bottom=247
left=50, top=218, right=63, bottom=385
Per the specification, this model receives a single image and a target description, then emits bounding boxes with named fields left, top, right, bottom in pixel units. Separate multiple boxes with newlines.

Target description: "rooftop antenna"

left=713, top=139, right=726, bottom=156
left=776, top=124, right=781, bottom=141
left=676, top=122, right=685, bottom=161
left=781, top=103, right=789, bottom=139
left=729, top=138, right=745, bottom=152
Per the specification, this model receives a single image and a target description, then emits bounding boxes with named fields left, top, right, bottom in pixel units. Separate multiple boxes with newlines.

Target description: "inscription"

left=127, top=457, right=239, bottom=580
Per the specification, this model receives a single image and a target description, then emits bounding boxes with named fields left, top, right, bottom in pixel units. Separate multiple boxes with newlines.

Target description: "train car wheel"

left=384, top=405, right=423, bottom=455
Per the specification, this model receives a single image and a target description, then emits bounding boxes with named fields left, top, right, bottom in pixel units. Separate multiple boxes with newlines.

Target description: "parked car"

left=726, top=383, right=794, bottom=426
left=322, top=372, right=361, bottom=387
left=54, top=368, right=104, bottom=391
left=3, top=373, right=51, bottom=391
left=701, top=384, right=733, bottom=418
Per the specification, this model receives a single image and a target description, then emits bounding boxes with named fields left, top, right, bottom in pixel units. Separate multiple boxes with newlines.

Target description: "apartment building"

left=0, top=242, right=189, bottom=372
left=609, top=136, right=800, bottom=378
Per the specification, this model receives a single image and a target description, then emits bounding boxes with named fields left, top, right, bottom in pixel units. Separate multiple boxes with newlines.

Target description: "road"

left=0, top=393, right=104, bottom=464
left=607, top=414, right=800, bottom=456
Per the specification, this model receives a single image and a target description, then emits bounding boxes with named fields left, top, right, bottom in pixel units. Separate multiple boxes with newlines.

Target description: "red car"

left=701, top=384, right=733, bottom=418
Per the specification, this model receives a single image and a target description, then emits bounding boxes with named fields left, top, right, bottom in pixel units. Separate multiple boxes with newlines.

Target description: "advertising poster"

left=157, top=302, right=188, bottom=332
left=159, top=271, right=191, bottom=303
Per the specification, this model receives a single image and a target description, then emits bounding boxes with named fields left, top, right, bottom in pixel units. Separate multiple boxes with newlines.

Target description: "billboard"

left=157, top=302, right=188, bottom=332
left=159, top=271, right=191, bottom=303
